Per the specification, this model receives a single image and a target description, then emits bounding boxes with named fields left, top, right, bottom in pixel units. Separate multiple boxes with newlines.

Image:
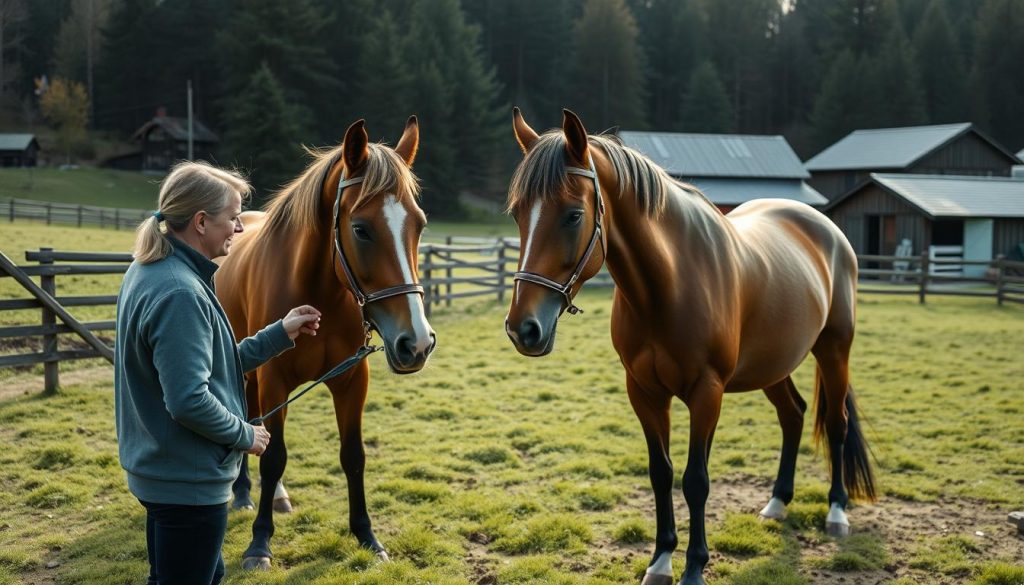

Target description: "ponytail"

left=132, top=161, right=252, bottom=264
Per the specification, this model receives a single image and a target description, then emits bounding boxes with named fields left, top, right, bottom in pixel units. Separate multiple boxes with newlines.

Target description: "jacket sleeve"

left=146, top=291, right=253, bottom=450
left=237, top=319, right=295, bottom=374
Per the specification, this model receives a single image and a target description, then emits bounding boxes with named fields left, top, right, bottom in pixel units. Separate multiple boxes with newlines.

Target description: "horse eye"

left=566, top=210, right=584, bottom=227
left=352, top=225, right=371, bottom=241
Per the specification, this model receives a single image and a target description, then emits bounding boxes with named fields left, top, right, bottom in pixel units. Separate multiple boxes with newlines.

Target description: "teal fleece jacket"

left=114, top=237, right=294, bottom=505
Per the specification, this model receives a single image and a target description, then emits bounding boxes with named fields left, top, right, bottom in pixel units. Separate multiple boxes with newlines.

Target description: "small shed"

left=619, top=131, right=826, bottom=213
left=806, top=123, right=1022, bottom=200
left=132, top=116, right=219, bottom=172
left=0, top=134, right=40, bottom=167
left=825, top=174, right=1024, bottom=276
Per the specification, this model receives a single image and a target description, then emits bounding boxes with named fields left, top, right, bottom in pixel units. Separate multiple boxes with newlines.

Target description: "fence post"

left=115, top=209, right=121, bottom=230
left=918, top=251, right=929, bottom=304
left=443, top=236, right=453, bottom=307
left=77, top=205, right=83, bottom=227
left=39, top=247, right=59, bottom=395
left=422, top=246, right=432, bottom=318
left=45, top=202, right=52, bottom=225
left=995, top=258, right=1005, bottom=306
left=497, top=242, right=507, bottom=303
left=7, top=199, right=13, bottom=222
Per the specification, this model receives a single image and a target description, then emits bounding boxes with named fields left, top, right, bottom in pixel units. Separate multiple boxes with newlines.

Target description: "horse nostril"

left=518, top=317, right=543, bottom=348
left=425, top=333, right=437, bottom=356
left=394, top=333, right=416, bottom=365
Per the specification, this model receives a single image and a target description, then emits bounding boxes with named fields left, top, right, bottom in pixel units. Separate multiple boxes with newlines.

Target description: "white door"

left=963, top=219, right=993, bottom=278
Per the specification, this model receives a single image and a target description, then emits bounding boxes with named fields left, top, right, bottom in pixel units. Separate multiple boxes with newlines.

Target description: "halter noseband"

left=332, top=174, right=425, bottom=338
left=513, top=157, right=606, bottom=315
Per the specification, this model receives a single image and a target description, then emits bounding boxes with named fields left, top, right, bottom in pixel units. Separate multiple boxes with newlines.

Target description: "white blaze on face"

left=382, top=195, right=432, bottom=352
left=516, top=199, right=544, bottom=297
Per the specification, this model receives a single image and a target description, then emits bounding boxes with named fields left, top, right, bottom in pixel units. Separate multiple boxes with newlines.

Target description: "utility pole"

left=187, top=79, right=194, bottom=160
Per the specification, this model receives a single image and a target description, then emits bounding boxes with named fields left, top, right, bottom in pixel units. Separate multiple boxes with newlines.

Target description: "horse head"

left=329, top=117, right=436, bottom=373
left=504, top=108, right=607, bottom=357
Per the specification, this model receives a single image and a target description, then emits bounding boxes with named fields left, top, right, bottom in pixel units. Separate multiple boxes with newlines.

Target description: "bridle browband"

left=513, top=157, right=606, bottom=315
left=332, top=172, right=425, bottom=340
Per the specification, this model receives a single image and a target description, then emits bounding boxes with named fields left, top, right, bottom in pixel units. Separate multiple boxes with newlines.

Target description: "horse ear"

left=562, top=109, right=589, bottom=165
left=395, top=115, right=419, bottom=166
left=512, top=107, right=540, bottom=154
left=342, top=119, right=369, bottom=173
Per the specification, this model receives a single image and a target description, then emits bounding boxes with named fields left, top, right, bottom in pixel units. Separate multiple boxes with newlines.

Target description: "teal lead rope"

left=248, top=345, right=383, bottom=425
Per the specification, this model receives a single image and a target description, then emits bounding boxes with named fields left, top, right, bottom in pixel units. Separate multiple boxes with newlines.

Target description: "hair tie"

left=153, top=210, right=164, bottom=222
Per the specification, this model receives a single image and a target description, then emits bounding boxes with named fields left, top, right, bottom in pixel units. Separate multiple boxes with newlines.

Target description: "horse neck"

left=602, top=178, right=738, bottom=308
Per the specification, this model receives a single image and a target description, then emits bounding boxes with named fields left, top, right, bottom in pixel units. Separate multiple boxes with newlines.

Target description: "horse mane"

left=262, top=142, right=420, bottom=234
left=507, top=131, right=717, bottom=217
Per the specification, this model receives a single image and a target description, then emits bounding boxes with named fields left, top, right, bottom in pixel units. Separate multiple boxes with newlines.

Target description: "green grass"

left=0, top=167, right=162, bottom=209
left=1, top=225, right=1023, bottom=583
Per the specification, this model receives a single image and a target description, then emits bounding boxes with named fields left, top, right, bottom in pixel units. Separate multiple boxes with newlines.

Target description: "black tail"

left=813, top=368, right=877, bottom=502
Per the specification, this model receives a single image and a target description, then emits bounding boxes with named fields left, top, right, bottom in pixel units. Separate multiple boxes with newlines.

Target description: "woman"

left=114, top=161, right=320, bottom=584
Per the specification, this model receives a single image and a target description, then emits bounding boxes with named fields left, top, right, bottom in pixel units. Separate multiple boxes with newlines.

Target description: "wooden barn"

left=806, top=123, right=1022, bottom=201
left=131, top=115, right=219, bottom=172
left=0, top=134, right=40, bottom=167
left=619, top=131, right=826, bottom=213
left=825, top=174, right=1024, bottom=277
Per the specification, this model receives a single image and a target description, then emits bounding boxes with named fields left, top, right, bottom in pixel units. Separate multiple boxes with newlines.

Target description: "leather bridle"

left=332, top=173, right=425, bottom=341
left=513, top=157, right=606, bottom=315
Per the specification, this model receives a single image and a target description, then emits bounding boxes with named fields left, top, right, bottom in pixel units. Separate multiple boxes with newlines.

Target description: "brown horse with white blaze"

left=215, top=117, right=436, bottom=570
left=504, top=109, right=875, bottom=585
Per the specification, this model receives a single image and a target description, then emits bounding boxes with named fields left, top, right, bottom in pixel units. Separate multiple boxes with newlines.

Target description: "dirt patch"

left=0, top=364, right=112, bottom=401
left=598, top=474, right=1023, bottom=584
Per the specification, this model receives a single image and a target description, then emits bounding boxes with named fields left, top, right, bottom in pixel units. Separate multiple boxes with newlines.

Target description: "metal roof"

left=1018, top=148, right=1024, bottom=160
left=619, top=131, right=809, bottom=179
left=841, top=174, right=1024, bottom=218
left=805, top=123, right=977, bottom=171
left=0, top=134, right=37, bottom=151
left=133, top=116, right=219, bottom=143
left=686, top=178, right=828, bottom=206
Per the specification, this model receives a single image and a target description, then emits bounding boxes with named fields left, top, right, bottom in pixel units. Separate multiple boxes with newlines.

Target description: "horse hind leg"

left=811, top=327, right=876, bottom=538
left=758, top=377, right=806, bottom=521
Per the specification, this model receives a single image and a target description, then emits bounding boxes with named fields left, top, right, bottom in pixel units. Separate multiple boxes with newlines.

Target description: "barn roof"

left=688, top=178, right=827, bottom=206
left=619, top=131, right=809, bottom=179
left=805, top=123, right=1020, bottom=171
left=826, top=174, right=1024, bottom=218
left=0, top=134, right=38, bottom=151
left=133, top=116, right=219, bottom=143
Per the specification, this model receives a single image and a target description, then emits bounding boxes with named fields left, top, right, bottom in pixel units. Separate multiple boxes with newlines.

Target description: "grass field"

left=1, top=251, right=1023, bottom=585
left=0, top=167, right=162, bottom=209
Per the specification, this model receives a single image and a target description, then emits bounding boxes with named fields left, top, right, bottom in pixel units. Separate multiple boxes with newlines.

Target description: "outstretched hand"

left=282, top=305, right=321, bottom=340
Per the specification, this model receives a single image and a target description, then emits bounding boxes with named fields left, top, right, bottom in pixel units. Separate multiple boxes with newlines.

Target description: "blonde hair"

left=134, top=161, right=252, bottom=264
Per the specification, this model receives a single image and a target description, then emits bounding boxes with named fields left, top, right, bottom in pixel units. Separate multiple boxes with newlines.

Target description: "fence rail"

left=1, top=198, right=151, bottom=230
left=1, top=245, right=1020, bottom=391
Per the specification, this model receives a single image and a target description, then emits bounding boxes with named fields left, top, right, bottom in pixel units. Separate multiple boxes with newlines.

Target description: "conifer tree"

left=222, top=63, right=305, bottom=207
left=567, top=0, right=647, bottom=130
left=679, top=61, right=733, bottom=133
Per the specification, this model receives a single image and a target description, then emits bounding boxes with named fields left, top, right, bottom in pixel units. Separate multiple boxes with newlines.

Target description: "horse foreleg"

left=242, top=410, right=288, bottom=571
left=679, top=373, right=723, bottom=585
left=759, top=377, right=806, bottom=520
left=329, top=367, right=388, bottom=560
left=628, top=376, right=676, bottom=585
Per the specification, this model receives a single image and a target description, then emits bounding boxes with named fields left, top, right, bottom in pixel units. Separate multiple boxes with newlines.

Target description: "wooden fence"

left=0, top=244, right=1019, bottom=392
left=1, top=198, right=152, bottom=230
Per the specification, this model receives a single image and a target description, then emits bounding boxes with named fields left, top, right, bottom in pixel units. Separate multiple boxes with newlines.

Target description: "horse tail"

left=813, top=366, right=877, bottom=502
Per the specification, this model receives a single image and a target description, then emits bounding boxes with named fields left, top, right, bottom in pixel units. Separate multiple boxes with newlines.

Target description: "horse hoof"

left=273, top=497, right=293, bottom=513
left=231, top=497, right=254, bottom=511
left=640, top=573, right=673, bottom=585
left=241, top=556, right=271, bottom=571
left=376, top=549, right=391, bottom=563
left=826, top=521, right=851, bottom=537
left=758, top=497, right=787, bottom=520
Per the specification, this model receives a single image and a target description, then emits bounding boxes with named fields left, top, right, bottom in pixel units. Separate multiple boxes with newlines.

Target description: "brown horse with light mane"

left=504, top=109, right=875, bottom=585
left=215, top=117, right=435, bottom=570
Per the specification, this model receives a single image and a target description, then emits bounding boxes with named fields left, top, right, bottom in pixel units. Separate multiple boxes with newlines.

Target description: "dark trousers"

left=140, top=500, right=228, bottom=585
